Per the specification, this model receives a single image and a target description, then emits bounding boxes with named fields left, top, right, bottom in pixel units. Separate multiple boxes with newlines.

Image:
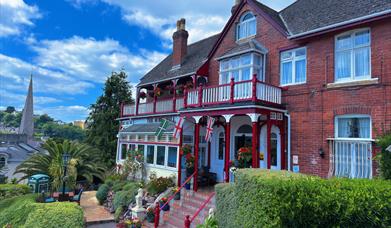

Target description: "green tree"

left=85, top=70, right=133, bottom=167
left=2, top=112, right=22, bottom=128
left=42, top=122, right=85, bottom=142
left=35, top=114, right=54, bottom=129
left=14, top=139, right=105, bottom=190
left=376, top=132, right=391, bottom=180
left=5, top=106, right=15, bottom=113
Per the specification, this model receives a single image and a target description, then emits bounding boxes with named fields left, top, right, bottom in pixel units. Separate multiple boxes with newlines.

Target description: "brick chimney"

left=172, top=18, right=188, bottom=67
left=231, top=0, right=241, bottom=14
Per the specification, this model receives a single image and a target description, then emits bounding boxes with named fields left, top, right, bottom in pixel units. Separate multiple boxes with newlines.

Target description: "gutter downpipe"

left=284, top=113, right=291, bottom=171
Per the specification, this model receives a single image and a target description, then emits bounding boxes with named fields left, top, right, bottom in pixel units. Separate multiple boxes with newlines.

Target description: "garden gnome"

left=132, top=188, right=146, bottom=220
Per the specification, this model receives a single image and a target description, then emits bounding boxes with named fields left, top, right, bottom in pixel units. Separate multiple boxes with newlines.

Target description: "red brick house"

left=117, top=0, right=391, bottom=190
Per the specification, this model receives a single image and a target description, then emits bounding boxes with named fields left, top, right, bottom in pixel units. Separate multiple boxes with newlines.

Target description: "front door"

left=260, top=125, right=281, bottom=170
left=210, top=128, right=225, bottom=182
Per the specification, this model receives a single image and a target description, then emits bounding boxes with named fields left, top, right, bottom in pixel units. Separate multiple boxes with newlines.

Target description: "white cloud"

left=31, top=36, right=167, bottom=84
left=35, top=105, right=90, bottom=123
left=71, top=0, right=295, bottom=45
left=0, top=0, right=41, bottom=37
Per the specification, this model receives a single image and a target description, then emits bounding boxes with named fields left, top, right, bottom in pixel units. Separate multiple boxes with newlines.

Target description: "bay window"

left=146, top=145, right=154, bottom=164
left=156, top=146, right=166, bottom=166
left=280, top=47, right=306, bottom=86
left=331, top=115, right=372, bottom=179
left=219, top=53, right=264, bottom=84
left=167, top=147, right=178, bottom=168
left=335, top=29, right=371, bottom=82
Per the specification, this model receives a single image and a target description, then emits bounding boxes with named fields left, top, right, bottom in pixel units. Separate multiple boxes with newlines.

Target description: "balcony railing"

left=186, top=75, right=282, bottom=107
left=122, top=97, right=185, bottom=117
left=121, top=74, right=282, bottom=117
left=328, top=138, right=373, bottom=179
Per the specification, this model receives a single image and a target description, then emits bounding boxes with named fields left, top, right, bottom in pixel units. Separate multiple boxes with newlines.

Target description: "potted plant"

left=146, top=207, right=155, bottom=223
left=185, top=153, right=195, bottom=176
left=237, top=147, right=252, bottom=168
left=172, top=187, right=180, bottom=200
left=159, top=197, right=170, bottom=211
left=154, top=87, right=162, bottom=97
left=139, top=91, right=146, bottom=99
left=176, top=84, right=184, bottom=95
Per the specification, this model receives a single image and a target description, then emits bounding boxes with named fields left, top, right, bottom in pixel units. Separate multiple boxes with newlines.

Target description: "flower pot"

left=159, top=202, right=170, bottom=211
left=174, top=192, right=180, bottom=200
left=186, top=167, right=194, bottom=176
left=185, top=183, right=191, bottom=190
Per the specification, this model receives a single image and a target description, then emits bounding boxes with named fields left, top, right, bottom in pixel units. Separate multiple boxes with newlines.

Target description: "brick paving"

left=81, top=191, right=115, bottom=225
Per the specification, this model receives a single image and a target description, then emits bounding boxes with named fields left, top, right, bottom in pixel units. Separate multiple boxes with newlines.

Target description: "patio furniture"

left=197, top=166, right=217, bottom=187
left=70, top=188, right=83, bottom=205
left=53, top=191, right=74, bottom=201
left=44, top=197, right=56, bottom=203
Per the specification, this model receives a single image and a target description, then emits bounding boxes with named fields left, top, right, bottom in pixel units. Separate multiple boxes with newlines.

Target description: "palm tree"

left=15, top=139, right=105, bottom=190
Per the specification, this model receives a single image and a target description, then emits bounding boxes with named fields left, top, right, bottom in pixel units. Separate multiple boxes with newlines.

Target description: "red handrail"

left=185, top=192, right=216, bottom=228
left=160, top=172, right=195, bottom=210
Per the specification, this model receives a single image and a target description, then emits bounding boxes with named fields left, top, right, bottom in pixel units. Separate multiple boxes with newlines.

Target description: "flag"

left=155, top=119, right=169, bottom=139
left=173, top=117, right=184, bottom=139
left=205, top=116, right=215, bottom=142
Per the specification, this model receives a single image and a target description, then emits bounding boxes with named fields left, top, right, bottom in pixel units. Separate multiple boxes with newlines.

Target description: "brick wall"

left=208, top=3, right=391, bottom=177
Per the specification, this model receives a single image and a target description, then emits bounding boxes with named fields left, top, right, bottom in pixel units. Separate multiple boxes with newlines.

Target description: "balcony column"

left=252, top=74, right=257, bottom=102
left=280, top=120, right=286, bottom=170
left=192, top=75, right=197, bottom=87
left=230, top=78, right=235, bottom=104
left=222, top=114, right=234, bottom=182
left=172, top=80, right=177, bottom=112
left=193, top=116, right=202, bottom=192
left=153, top=84, right=157, bottom=114
left=198, top=83, right=203, bottom=107
left=135, top=87, right=140, bottom=115
left=177, top=124, right=183, bottom=186
left=183, top=88, right=188, bottom=108
left=267, top=115, right=272, bottom=169
left=247, top=113, right=261, bottom=168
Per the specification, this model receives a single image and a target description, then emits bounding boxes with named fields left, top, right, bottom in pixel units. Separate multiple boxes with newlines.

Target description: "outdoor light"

left=319, top=148, right=325, bottom=158
left=61, top=153, right=71, bottom=199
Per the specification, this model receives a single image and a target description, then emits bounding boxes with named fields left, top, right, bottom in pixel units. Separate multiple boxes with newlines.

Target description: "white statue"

left=132, top=188, right=146, bottom=220
left=208, top=208, right=215, bottom=219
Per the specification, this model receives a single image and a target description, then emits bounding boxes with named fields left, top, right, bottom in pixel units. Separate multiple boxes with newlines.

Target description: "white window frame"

left=141, top=144, right=179, bottom=171
left=334, top=28, right=371, bottom=82
left=280, top=47, right=307, bottom=86
left=334, top=114, right=372, bottom=140
left=219, top=53, right=264, bottom=84
left=236, top=12, right=256, bottom=41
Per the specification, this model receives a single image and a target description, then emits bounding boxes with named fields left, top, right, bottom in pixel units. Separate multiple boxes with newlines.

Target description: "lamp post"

left=62, top=153, right=71, bottom=197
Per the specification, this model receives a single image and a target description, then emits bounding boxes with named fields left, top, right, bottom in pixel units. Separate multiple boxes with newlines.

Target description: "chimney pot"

left=172, top=18, right=189, bottom=67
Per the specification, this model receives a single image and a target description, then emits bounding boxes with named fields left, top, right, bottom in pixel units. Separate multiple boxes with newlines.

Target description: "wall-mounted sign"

left=293, top=155, right=299, bottom=165
left=293, top=165, right=300, bottom=173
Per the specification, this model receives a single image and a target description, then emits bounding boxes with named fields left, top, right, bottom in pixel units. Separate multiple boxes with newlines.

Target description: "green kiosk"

left=28, top=174, right=50, bottom=193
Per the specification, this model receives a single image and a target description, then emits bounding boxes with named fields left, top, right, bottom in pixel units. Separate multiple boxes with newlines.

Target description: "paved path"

left=81, top=191, right=115, bottom=225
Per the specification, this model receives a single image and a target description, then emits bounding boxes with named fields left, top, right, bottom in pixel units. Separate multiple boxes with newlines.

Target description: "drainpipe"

left=284, top=113, right=291, bottom=171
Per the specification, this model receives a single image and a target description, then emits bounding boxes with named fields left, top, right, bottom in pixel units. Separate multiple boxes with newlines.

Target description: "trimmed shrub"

left=0, top=184, right=31, bottom=200
left=146, top=173, right=175, bottom=195
left=112, top=182, right=126, bottom=192
left=113, top=184, right=138, bottom=211
left=376, top=132, right=391, bottom=179
left=216, top=169, right=391, bottom=228
left=122, top=182, right=139, bottom=192
left=24, top=202, right=84, bottom=228
left=114, top=207, right=123, bottom=222
left=96, top=184, right=110, bottom=205
left=0, top=194, right=37, bottom=227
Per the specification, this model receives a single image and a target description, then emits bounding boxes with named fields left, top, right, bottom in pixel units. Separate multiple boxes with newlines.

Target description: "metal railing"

left=154, top=172, right=196, bottom=227
left=184, top=192, right=216, bottom=228
left=328, top=138, right=373, bottom=179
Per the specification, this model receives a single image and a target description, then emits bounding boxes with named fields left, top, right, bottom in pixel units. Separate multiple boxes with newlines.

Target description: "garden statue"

left=132, top=188, right=146, bottom=220
left=208, top=208, right=215, bottom=219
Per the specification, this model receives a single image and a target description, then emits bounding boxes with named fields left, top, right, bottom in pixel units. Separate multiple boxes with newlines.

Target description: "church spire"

left=19, top=74, right=34, bottom=140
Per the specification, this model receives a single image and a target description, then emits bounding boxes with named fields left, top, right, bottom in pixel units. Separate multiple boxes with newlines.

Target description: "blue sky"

left=0, top=0, right=294, bottom=122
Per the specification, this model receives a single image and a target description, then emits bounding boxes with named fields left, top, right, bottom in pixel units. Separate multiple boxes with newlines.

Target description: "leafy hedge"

left=376, top=132, right=391, bottom=179
left=216, top=169, right=391, bottom=228
left=0, top=194, right=84, bottom=227
left=0, top=184, right=31, bottom=200
left=24, top=202, right=84, bottom=228
left=96, top=183, right=110, bottom=205
left=0, top=194, right=37, bottom=227
left=113, top=182, right=138, bottom=211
